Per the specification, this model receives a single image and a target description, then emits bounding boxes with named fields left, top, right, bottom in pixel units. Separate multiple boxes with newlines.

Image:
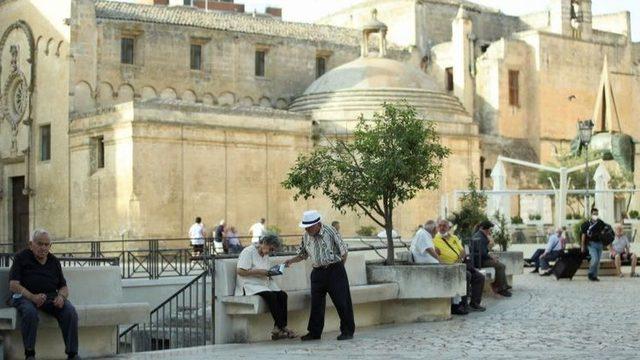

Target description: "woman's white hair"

left=30, top=229, right=50, bottom=242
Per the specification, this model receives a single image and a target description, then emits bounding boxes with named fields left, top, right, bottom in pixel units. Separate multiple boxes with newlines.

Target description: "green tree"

left=282, top=102, right=450, bottom=264
left=450, top=176, right=488, bottom=244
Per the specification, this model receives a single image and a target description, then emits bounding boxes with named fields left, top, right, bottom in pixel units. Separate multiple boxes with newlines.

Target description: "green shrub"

left=511, top=215, right=523, bottom=224
left=629, top=210, right=640, bottom=219
left=267, top=225, right=281, bottom=235
left=356, top=225, right=376, bottom=237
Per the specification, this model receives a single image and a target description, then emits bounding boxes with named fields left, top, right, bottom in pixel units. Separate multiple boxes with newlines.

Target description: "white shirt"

left=235, top=245, right=281, bottom=296
left=188, top=223, right=205, bottom=245
left=249, top=222, right=265, bottom=244
left=410, top=228, right=439, bottom=264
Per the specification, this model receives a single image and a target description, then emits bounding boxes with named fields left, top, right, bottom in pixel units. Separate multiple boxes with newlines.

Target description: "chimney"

left=266, top=7, right=282, bottom=18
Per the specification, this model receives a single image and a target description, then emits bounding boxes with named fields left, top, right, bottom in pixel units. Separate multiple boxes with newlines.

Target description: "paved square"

left=114, top=273, right=640, bottom=359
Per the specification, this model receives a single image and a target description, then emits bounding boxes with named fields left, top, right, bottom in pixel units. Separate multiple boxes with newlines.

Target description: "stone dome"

left=302, top=57, right=440, bottom=95
left=289, top=57, right=470, bottom=122
left=289, top=8, right=470, bottom=124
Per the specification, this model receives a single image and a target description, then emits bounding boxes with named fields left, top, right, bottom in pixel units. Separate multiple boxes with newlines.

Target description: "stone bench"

left=215, top=252, right=466, bottom=343
left=397, top=251, right=523, bottom=291
left=0, top=267, right=150, bottom=359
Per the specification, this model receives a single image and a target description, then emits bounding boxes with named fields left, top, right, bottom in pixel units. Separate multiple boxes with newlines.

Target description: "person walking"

left=581, top=208, right=606, bottom=282
left=284, top=210, right=355, bottom=341
left=188, top=217, right=206, bottom=256
left=249, top=218, right=266, bottom=245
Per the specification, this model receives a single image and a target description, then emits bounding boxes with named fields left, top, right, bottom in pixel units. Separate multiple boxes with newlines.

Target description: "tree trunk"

left=385, top=209, right=395, bottom=265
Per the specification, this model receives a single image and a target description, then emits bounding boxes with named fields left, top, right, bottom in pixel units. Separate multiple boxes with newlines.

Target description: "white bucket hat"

left=299, top=210, right=322, bottom=228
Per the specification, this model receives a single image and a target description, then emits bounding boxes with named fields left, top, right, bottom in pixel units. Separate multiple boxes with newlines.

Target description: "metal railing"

left=118, top=269, right=213, bottom=353
left=0, top=235, right=303, bottom=279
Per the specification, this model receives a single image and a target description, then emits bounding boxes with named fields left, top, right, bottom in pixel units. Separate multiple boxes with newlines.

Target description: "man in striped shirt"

left=285, top=210, right=354, bottom=341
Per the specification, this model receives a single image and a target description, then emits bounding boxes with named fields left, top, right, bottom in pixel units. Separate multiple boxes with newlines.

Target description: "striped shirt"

left=297, top=224, right=348, bottom=267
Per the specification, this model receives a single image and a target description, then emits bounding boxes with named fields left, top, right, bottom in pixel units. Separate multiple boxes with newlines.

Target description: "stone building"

left=0, top=0, right=638, bottom=248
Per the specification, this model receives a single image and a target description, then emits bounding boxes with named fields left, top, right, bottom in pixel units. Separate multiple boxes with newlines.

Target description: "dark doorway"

left=11, top=177, right=29, bottom=252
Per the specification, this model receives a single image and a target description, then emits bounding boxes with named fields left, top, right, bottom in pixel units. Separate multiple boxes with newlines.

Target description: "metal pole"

left=585, top=144, right=590, bottom=217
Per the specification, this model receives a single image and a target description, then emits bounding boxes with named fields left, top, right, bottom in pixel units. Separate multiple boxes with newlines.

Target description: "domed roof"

left=289, top=57, right=470, bottom=122
left=289, top=9, right=470, bottom=123
left=302, top=57, right=440, bottom=95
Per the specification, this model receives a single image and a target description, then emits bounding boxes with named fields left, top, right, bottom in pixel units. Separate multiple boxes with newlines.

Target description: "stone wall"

left=592, top=12, right=632, bottom=38
left=0, top=0, right=72, bottom=242
left=65, top=100, right=480, bottom=239
left=68, top=3, right=362, bottom=115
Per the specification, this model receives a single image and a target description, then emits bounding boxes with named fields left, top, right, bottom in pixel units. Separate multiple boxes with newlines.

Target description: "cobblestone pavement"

left=114, top=273, right=640, bottom=360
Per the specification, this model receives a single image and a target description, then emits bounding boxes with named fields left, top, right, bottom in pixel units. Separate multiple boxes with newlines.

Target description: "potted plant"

left=624, top=210, right=640, bottom=224
left=493, top=212, right=511, bottom=251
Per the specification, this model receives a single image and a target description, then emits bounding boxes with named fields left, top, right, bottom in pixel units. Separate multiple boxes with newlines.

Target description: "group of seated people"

left=409, top=219, right=512, bottom=316
left=528, top=221, right=638, bottom=278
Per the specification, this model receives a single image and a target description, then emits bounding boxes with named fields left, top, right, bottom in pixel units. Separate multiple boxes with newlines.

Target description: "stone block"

left=367, top=264, right=467, bottom=299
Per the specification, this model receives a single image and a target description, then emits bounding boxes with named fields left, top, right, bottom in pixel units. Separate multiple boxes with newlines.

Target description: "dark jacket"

left=580, top=219, right=606, bottom=243
left=471, top=230, right=490, bottom=262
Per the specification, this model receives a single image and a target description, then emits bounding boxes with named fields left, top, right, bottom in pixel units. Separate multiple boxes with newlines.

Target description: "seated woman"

left=235, top=233, right=296, bottom=340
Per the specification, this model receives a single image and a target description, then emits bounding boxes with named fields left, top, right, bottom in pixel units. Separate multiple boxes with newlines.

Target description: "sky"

left=239, top=0, right=640, bottom=41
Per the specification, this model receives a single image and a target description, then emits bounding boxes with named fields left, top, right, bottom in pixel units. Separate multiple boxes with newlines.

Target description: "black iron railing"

left=118, top=269, right=213, bottom=353
left=0, top=235, right=303, bottom=279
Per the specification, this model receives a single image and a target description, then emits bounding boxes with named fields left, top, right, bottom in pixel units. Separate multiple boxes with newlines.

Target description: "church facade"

left=0, top=0, right=638, bottom=247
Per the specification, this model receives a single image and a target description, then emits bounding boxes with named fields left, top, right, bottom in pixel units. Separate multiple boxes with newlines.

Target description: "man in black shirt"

left=9, top=229, right=79, bottom=360
left=581, top=208, right=606, bottom=281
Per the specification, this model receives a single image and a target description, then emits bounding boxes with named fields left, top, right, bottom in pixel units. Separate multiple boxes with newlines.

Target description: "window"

left=121, top=37, right=134, bottom=64
left=190, top=44, right=202, bottom=70
left=316, top=57, right=326, bottom=78
left=508, top=70, right=520, bottom=107
left=255, top=50, right=266, bottom=77
left=97, top=136, right=105, bottom=169
left=90, top=136, right=105, bottom=172
left=445, top=67, right=454, bottom=92
left=183, top=0, right=192, bottom=5
left=484, top=169, right=492, bottom=178
left=40, top=125, right=51, bottom=161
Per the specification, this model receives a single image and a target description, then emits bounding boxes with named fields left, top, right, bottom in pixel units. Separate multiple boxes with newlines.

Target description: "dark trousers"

left=539, top=250, right=563, bottom=271
left=257, top=291, right=288, bottom=329
left=530, top=248, right=545, bottom=269
left=481, top=258, right=509, bottom=292
left=12, top=296, right=79, bottom=356
left=465, top=263, right=485, bottom=306
left=308, top=262, right=355, bottom=337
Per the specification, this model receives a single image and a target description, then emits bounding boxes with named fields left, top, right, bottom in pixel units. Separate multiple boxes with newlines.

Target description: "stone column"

left=594, top=163, right=614, bottom=225
left=488, top=160, right=510, bottom=220
left=452, top=6, right=474, bottom=114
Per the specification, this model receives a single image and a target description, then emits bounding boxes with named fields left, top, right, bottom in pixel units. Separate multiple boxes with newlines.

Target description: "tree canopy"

left=282, top=102, right=450, bottom=264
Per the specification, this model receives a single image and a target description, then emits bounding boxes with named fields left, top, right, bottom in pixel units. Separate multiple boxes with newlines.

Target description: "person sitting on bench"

left=610, top=224, right=638, bottom=278
left=538, top=227, right=565, bottom=276
left=235, top=233, right=296, bottom=340
left=471, top=221, right=512, bottom=297
left=9, top=229, right=80, bottom=360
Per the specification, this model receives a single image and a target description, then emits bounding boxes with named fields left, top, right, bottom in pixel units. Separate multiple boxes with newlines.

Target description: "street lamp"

left=578, top=119, right=594, bottom=217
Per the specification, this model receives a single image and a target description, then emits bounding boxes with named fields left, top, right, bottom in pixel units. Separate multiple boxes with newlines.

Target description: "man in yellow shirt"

left=434, top=219, right=486, bottom=313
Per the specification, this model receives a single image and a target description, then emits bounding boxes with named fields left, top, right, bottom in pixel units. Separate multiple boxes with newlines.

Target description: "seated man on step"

left=9, top=229, right=80, bottom=360
left=610, top=224, right=638, bottom=278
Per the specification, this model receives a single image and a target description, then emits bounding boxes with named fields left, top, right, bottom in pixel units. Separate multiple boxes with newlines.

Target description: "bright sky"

left=240, top=0, right=640, bottom=41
